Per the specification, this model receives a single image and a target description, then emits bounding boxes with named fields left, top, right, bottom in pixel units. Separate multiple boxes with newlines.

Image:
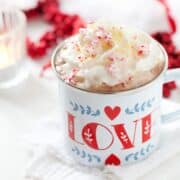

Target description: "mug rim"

left=51, top=34, right=168, bottom=96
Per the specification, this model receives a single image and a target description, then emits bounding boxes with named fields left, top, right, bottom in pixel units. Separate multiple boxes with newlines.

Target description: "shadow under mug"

left=52, top=42, right=180, bottom=167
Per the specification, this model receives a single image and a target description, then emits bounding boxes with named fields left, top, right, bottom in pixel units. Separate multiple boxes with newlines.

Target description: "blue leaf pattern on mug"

left=80, top=105, right=85, bottom=114
left=70, top=101, right=100, bottom=117
left=125, top=108, right=134, bottom=115
left=72, top=146, right=101, bottom=163
left=125, top=144, right=154, bottom=161
left=135, top=103, right=140, bottom=112
left=86, top=105, right=91, bottom=115
left=125, top=97, right=155, bottom=115
left=91, top=110, right=100, bottom=117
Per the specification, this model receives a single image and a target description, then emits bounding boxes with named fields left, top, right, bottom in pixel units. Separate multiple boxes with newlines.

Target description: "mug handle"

left=161, top=69, right=180, bottom=124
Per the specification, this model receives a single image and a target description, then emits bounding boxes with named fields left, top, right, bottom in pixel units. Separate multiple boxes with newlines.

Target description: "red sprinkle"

left=109, top=57, right=114, bottom=62
left=137, top=45, right=148, bottom=56
left=97, top=36, right=102, bottom=40
left=106, top=64, right=114, bottom=76
left=119, top=57, right=125, bottom=61
left=138, top=50, right=143, bottom=56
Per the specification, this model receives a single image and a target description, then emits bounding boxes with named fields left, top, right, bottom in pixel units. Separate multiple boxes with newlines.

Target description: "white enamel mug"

left=52, top=43, right=180, bottom=167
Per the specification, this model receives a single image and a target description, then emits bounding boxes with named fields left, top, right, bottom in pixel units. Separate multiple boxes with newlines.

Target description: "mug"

left=52, top=43, right=180, bottom=167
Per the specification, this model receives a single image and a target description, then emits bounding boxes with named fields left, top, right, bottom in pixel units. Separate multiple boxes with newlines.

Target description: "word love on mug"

left=67, top=106, right=152, bottom=151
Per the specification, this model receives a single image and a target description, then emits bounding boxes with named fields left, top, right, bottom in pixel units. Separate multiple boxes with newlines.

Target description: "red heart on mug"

left=104, top=106, right=121, bottom=120
left=105, top=154, right=121, bottom=166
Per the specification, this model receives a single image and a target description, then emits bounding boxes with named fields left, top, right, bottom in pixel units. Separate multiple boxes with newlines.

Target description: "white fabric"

left=24, top=120, right=109, bottom=180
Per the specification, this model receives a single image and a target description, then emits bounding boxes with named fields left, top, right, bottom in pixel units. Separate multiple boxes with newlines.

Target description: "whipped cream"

left=55, top=22, right=165, bottom=91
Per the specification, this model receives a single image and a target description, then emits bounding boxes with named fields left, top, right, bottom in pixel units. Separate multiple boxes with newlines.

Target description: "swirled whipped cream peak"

left=55, top=22, right=165, bottom=93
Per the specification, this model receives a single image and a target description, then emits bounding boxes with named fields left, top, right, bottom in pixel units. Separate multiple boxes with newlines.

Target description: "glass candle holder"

left=0, top=7, right=27, bottom=88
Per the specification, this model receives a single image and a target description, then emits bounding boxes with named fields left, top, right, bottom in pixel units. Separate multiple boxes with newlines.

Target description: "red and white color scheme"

left=57, top=70, right=164, bottom=167
left=53, top=44, right=180, bottom=167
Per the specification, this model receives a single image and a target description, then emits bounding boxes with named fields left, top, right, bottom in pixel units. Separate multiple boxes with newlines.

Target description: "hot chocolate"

left=54, top=22, right=165, bottom=93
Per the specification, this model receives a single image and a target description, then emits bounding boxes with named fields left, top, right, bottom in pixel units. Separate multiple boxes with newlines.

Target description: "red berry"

left=163, top=86, right=171, bottom=98
left=53, top=13, right=64, bottom=24
left=164, top=81, right=177, bottom=90
left=25, top=9, right=40, bottom=19
left=54, top=26, right=64, bottom=37
left=161, top=32, right=172, bottom=44
left=152, top=31, right=179, bottom=98
left=25, top=0, right=85, bottom=60
left=36, top=42, right=47, bottom=56
left=43, top=12, right=55, bottom=22
left=40, top=31, right=57, bottom=47
left=164, top=44, right=176, bottom=54
left=152, top=33, right=163, bottom=42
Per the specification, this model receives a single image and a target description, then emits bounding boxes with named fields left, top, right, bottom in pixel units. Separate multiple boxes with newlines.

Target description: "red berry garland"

left=25, top=0, right=85, bottom=59
left=152, top=0, right=179, bottom=98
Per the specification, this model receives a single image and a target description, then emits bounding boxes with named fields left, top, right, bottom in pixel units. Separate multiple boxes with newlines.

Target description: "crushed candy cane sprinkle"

left=55, top=22, right=165, bottom=91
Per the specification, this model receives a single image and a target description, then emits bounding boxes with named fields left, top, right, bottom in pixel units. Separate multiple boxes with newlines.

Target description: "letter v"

left=112, top=120, right=140, bottom=149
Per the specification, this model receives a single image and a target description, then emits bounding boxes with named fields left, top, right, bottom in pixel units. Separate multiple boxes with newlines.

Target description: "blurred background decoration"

left=0, top=0, right=179, bottom=94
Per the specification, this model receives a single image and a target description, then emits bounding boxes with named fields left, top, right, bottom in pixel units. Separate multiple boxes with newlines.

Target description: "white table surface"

left=0, top=1, right=180, bottom=180
left=0, top=18, right=60, bottom=180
